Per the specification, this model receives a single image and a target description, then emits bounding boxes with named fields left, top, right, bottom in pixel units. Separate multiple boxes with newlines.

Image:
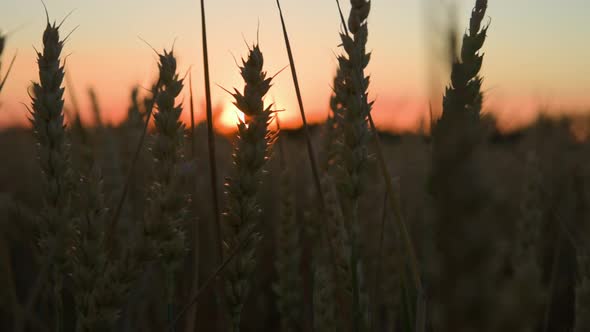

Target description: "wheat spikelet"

left=145, top=49, right=188, bottom=267
left=29, top=16, right=74, bottom=330
left=331, top=1, right=372, bottom=330
left=142, top=49, right=188, bottom=330
left=222, top=43, right=275, bottom=331
left=148, top=53, right=188, bottom=250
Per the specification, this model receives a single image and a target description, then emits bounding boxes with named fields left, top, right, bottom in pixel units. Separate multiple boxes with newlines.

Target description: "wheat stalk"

left=143, top=48, right=188, bottom=331
left=199, top=0, right=223, bottom=264
left=184, top=70, right=201, bottom=332
left=334, top=0, right=423, bottom=296
left=275, top=5, right=345, bottom=327
left=222, top=43, right=275, bottom=332
left=275, top=0, right=327, bottom=210
left=331, top=1, right=373, bottom=330
left=28, top=14, right=75, bottom=331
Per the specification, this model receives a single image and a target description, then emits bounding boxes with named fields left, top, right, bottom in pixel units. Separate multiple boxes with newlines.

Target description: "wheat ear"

left=222, top=43, right=275, bottom=332
left=331, top=1, right=374, bottom=330
left=28, top=13, right=77, bottom=331
left=143, top=49, right=188, bottom=331
left=334, top=0, right=422, bottom=295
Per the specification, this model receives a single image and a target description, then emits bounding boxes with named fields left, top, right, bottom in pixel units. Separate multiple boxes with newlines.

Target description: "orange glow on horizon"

left=2, top=94, right=588, bottom=136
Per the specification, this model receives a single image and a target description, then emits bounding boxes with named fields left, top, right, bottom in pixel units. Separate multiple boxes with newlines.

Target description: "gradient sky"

left=1, top=0, right=589, bottom=132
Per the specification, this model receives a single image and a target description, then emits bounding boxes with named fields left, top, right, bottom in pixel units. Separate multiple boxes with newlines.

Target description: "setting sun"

left=215, top=100, right=246, bottom=135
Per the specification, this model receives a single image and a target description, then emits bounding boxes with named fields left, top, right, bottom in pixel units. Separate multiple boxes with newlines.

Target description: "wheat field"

left=1, top=0, right=590, bottom=331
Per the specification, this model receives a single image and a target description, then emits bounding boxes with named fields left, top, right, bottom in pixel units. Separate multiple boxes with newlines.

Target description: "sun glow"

left=215, top=101, right=246, bottom=136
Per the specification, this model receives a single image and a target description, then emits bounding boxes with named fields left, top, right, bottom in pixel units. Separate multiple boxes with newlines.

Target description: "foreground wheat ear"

left=143, top=48, right=189, bottom=330
left=222, top=43, right=275, bottom=332
left=29, top=16, right=74, bottom=332
left=331, top=1, right=372, bottom=331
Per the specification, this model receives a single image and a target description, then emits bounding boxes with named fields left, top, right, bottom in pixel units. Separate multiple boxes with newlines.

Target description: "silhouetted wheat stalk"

left=275, top=0, right=326, bottom=212
left=29, top=15, right=74, bottom=332
left=143, top=49, right=188, bottom=331
left=199, top=0, right=223, bottom=264
left=222, top=43, right=275, bottom=332
left=330, top=13, right=425, bottom=332
left=331, top=1, right=374, bottom=330
left=184, top=70, right=201, bottom=332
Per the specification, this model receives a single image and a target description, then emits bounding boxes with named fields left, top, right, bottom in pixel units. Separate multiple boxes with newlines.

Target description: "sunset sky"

left=0, top=0, right=589, bottom=132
